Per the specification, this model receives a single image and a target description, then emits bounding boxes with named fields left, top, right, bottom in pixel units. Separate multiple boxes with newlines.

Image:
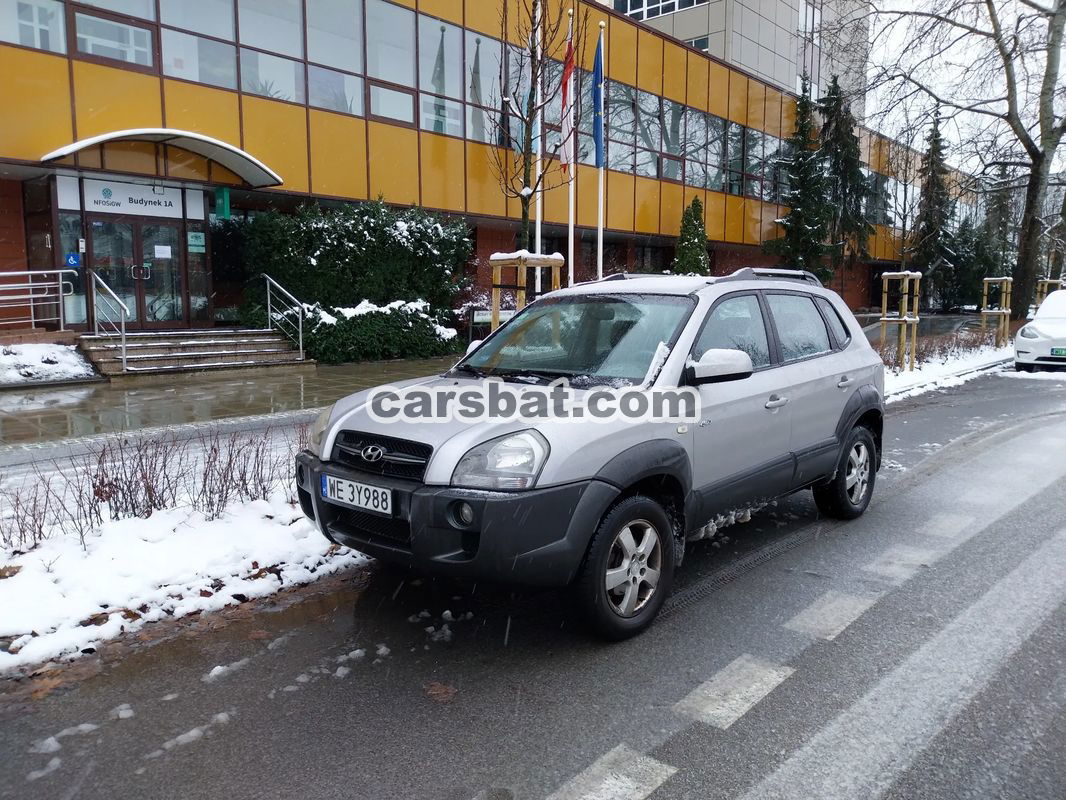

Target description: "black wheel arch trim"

left=834, top=384, right=885, bottom=470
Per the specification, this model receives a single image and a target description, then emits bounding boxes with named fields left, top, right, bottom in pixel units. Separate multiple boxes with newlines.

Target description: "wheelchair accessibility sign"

left=65, top=253, right=81, bottom=267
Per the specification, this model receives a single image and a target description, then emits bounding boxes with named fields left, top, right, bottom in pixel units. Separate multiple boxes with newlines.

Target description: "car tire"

left=812, top=425, right=877, bottom=520
left=573, top=495, right=676, bottom=641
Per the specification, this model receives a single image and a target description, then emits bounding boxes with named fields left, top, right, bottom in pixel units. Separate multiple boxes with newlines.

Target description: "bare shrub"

left=880, top=327, right=996, bottom=371
left=1, top=475, right=56, bottom=552
left=90, top=435, right=192, bottom=520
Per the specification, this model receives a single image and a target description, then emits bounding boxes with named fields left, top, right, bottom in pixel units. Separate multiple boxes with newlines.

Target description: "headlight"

left=1018, top=326, right=1040, bottom=339
left=309, top=403, right=335, bottom=457
left=451, top=430, right=549, bottom=490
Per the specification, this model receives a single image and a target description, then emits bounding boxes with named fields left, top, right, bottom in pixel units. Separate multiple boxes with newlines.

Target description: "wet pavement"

left=0, top=357, right=457, bottom=448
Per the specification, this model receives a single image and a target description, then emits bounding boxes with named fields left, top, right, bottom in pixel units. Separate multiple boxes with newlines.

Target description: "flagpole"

left=566, top=8, right=575, bottom=287
left=533, top=0, right=543, bottom=296
left=596, top=21, right=606, bottom=281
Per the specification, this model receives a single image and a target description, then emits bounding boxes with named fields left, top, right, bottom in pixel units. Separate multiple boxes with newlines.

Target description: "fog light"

left=456, top=501, right=475, bottom=526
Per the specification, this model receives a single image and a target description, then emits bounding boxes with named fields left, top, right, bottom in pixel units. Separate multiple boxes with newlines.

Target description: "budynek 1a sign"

left=82, top=179, right=183, bottom=219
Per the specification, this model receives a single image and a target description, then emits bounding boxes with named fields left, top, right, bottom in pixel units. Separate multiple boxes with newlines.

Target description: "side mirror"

left=466, top=339, right=483, bottom=356
left=688, top=349, right=754, bottom=385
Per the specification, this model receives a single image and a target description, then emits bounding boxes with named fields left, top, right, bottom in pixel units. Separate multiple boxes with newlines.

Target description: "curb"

left=885, top=357, right=1012, bottom=401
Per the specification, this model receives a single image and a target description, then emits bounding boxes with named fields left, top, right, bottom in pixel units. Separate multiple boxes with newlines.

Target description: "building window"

left=240, top=48, right=305, bottom=103
left=418, top=16, right=462, bottom=100
left=309, top=65, right=364, bottom=115
left=78, top=0, right=155, bottom=21
left=684, top=36, right=709, bottom=52
left=369, top=83, right=415, bottom=124
left=616, top=0, right=709, bottom=20
left=162, top=29, right=236, bottom=90
left=307, top=0, right=363, bottom=74
left=420, top=94, right=463, bottom=137
left=366, top=0, right=415, bottom=88
left=160, top=0, right=233, bottom=40
left=75, top=12, right=152, bottom=66
left=1, top=0, right=65, bottom=53
left=237, top=0, right=303, bottom=59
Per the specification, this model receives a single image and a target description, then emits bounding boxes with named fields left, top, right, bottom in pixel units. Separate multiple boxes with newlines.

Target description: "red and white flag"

left=559, top=16, right=576, bottom=176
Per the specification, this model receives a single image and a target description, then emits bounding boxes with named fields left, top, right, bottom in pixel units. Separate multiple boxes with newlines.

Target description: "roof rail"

left=714, top=267, right=822, bottom=286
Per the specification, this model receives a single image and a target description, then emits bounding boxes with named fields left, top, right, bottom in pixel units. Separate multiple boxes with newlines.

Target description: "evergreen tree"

left=983, top=164, right=1014, bottom=277
left=764, top=75, right=831, bottom=280
left=819, top=76, right=873, bottom=276
left=672, top=196, right=710, bottom=275
left=910, top=109, right=956, bottom=310
left=946, top=217, right=994, bottom=308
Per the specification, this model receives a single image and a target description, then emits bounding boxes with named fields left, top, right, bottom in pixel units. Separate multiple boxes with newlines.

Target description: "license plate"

left=1052, top=348, right=1066, bottom=356
left=320, top=474, right=393, bottom=516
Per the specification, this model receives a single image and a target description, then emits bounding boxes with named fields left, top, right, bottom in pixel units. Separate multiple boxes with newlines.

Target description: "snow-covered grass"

left=0, top=343, right=96, bottom=385
left=0, top=494, right=365, bottom=672
left=884, top=344, right=1013, bottom=401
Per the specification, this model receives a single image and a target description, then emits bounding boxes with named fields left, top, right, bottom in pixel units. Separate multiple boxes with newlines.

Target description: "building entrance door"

left=87, top=216, right=187, bottom=329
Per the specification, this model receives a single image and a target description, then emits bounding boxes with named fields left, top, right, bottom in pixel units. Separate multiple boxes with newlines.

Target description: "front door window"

left=139, top=223, right=185, bottom=324
left=89, top=219, right=139, bottom=323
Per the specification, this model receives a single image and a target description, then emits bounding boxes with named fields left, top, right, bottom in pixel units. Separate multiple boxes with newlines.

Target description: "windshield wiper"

left=451, top=363, right=486, bottom=378
left=493, top=368, right=571, bottom=384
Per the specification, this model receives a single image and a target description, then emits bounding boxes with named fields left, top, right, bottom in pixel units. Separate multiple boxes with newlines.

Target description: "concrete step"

left=80, top=328, right=275, bottom=344
left=81, top=337, right=292, bottom=358
left=106, top=358, right=317, bottom=384
left=94, top=348, right=303, bottom=375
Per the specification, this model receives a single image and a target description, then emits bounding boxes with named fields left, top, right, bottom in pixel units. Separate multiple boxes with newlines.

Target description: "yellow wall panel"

left=310, top=110, right=367, bottom=200
left=103, top=141, right=157, bottom=174
left=764, top=89, right=783, bottom=138
left=0, top=46, right=72, bottom=160
left=466, top=142, right=506, bottom=218
left=760, top=201, right=780, bottom=243
left=464, top=0, right=495, bottom=35
left=606, top=171, right=634, bottom=232
left=580, top=10, right=610, bottom=71
left=542, top=169, right=568, bottom=225
left=662, top=42, right=687, bottom=103
left=73, top=61, right=161, bottom=140
left=747, top=80, right=765, bottom=133
left=77, top=146, right=102, bottom=169
left=742, top=199, right=762, bottom=245
left=634, top=176, right=660, bottom=234
left=659, top=182, right=685, bottom=237
left=724, top=194, right=745, bottom=243
left=391, top=0, right=415, bottom=7
left=636, top=30, right=663, bottom=95
left=210, top=163, right=243, bottom=184
left=687, top=53, right=709, bottom=111
left=708, top=62, right=729, bottom=119
left=165, top=146, right=209, bottom=181
left=608, top=17, right=637, bottom=86
left=241, top=96, right=309, bottom=193
left=705, top=191, right=726, bottom=241
left=163, top=80, right=241, bottom=145
left=367, top=121, right=419, bottom=205
left=420, top=133, right=465, bottom=211
left=419, top=0, right=462, bottom=23
left=576, top=164, right=599, bottom=228
left=781, top=96, right=796, bottom=138
left=727, top=71, right=747, bottom=126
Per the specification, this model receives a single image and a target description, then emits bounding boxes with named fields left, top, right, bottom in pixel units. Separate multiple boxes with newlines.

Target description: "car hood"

left=1029, top=319, right=1066, bottom=339
left=323, top=374, right=684, bottom=486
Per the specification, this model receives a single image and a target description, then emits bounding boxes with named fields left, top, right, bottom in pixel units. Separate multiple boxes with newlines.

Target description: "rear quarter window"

left=766, top=293, right=833, bottom=362
left=815, top=296, right=852, bottom=347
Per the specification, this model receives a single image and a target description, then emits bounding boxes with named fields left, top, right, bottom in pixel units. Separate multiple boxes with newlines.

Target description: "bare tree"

left=488, top=0, right=588, bottom=251
left=830, top=0, right=1066, bottom=318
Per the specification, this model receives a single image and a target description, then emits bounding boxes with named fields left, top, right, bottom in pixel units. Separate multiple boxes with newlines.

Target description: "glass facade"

left=0, top=0, right=65, bottom=53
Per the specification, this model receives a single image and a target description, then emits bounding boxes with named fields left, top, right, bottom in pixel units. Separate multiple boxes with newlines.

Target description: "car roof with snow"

left=1036, top=289, right=1066, bottom=318
left=547, top=268, right=826, bottom=299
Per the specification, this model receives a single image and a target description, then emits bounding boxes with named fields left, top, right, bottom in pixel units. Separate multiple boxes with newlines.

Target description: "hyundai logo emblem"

left=360, top=445, right=385, bottom=462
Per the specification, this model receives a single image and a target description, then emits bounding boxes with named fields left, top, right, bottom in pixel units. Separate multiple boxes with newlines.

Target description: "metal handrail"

left=0, top=269, right=78, bottom=330
left=91, top=272, right=128, bottom=372
left=263, top=273, right=305, bottom=360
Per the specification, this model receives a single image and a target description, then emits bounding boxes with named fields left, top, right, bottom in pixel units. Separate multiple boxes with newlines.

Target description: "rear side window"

left=693, top=294, right=771, bottom=368
left=815, top=296, right=851, bottom=347
left=766, top=293, right=832, bottom=362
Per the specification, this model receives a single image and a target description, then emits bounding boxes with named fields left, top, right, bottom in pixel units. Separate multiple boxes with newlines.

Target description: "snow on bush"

left=0, top=343, right=96, bottom=385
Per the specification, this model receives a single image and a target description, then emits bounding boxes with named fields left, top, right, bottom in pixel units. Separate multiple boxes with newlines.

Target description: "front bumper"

left=1015, top=339, right=1066, bottom=366
left=294, top=451, right=619, bottom=587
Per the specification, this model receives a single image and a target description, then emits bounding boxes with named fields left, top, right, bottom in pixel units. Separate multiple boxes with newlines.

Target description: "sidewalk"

left=0, top=357, right=456, bottom=448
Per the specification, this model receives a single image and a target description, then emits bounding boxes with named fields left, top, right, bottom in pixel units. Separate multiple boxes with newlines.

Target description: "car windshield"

left=458, top=293, right=695, bottom=386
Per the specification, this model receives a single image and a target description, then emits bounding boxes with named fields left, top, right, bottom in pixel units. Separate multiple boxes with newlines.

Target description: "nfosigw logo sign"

left=82, top=179, right=183, bottom=219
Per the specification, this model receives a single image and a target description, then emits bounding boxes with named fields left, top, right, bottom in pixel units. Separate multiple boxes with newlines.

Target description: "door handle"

left=141, top=264, right=152, bottom=280
left=837, top=376, right=855, bottom=388
left=764, top=394, right=789, bottom=410
left=129, top=264, right=140, bottom=280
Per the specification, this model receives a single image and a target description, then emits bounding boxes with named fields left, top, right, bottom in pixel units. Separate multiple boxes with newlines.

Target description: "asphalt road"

left=3, top=367, right=1066, bottom=800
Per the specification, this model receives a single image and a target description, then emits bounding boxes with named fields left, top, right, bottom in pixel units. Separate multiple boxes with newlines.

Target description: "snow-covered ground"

left=884, top=345, right=1013, bottom=402
left=0, top=343, right=96, bottom=385
left=0, top=493, right=365, bottom=673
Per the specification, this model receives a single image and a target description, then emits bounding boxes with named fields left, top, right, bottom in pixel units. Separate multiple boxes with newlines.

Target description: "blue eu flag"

left=592, top=34, right=605, bottom=169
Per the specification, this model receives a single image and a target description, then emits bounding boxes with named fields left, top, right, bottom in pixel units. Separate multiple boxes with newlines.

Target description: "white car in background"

left=1016, top=289, right=1066, bottom=371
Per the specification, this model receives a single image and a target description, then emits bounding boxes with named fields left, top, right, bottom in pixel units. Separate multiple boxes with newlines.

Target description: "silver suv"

left=294, top=268, right=885, bottom=638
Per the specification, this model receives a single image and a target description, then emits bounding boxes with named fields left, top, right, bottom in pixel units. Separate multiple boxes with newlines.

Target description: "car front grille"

left=331, top=431, right=433, bottom=481
left=331, top=508, right=412, bottom=546
left=1035, top=356, right=1066, bottom=363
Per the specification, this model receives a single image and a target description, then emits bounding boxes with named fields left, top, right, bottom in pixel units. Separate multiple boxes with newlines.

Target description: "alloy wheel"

left=604, top=519, right=662, bottom=617
left=845, top=441, right=871, bottom=505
